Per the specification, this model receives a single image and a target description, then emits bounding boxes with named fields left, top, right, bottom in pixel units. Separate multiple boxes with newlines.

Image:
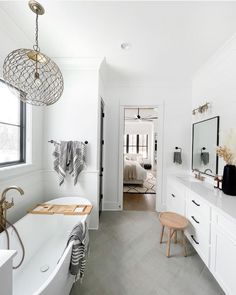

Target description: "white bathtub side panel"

left=36, top=245, right=74, bottom=295
left=43, top=171, right=99, bottom=229
left=0, top=215, right=57, bottom=271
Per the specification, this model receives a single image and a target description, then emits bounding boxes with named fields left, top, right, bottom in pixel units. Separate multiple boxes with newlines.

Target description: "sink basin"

left=177, top=176, right=200, bottom=183
left=176, top=176, right=214, bottom=192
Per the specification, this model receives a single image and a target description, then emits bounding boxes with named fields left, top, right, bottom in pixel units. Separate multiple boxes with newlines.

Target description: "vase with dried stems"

left=216, top=145, right=236, bottom=196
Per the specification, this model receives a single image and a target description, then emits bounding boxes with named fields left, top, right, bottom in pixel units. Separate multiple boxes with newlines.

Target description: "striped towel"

left=71, top=141, right=86, bottom=185
left=67, top=222, right=89, bottom=282
left=53, top=141, right=70, bottom=185
left=53, top=141, right=86, bottom=185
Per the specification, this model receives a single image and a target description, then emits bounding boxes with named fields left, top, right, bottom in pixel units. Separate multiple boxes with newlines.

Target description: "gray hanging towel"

left=173, top=151, right=182, bottom=164
left=53, top=141, right=86, bottom=185
left=201, top=152, right=209, bottom=165
left=71, top=141, right=86, bottom=185
left=67, top=222, right=89, bottom=282
left=53, top=141, right=72, bottom=185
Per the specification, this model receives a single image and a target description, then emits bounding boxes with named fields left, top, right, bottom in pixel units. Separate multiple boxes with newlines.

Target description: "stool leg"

left=166, top=228, right=171, bottom=257
left=160, top=225, right=165, bottom=244
left=174, top=230, right=177, bottom=244
left=182, top=230, right=187, bottom=257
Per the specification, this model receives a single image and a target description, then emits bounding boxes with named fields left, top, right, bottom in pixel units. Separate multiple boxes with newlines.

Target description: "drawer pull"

left=192, top=200, right=200, bottom=207
left=191, top=235, right=199, bottom=245
left=171, top=194, right=175, bottom=198
left=191, top=216, right=200, bottom=224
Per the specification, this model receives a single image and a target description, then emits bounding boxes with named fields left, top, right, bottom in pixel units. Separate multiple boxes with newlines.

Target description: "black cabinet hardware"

left=191, top=216, right=200, bottom=224
left=191, top=235, right=199, bottom=245
left=171, top=194, right=175, bottom=198
left=192, top=200, right=200, bottom=207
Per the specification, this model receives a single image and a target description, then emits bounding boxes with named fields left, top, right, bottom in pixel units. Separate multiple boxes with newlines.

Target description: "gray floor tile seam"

left=85, top=256, right=119, bottom=284
left=130, top=260, right=179, bottom=291
left=104, top=267, right=157, bottom=295
left=103, top=217, right=161, bottom=241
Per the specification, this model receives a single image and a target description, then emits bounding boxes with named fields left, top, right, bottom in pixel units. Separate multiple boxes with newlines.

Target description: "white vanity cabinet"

left=166, top=177, right=211, bottom=266
left=185, top=190, right=211, bottom=266
left=166, top=175, right=236, bottom=295
left=211, top=209, right=236, bottom=295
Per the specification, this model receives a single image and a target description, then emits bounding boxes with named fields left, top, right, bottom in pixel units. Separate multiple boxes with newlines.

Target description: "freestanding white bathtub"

left=0, top=197, right=91, bottom=295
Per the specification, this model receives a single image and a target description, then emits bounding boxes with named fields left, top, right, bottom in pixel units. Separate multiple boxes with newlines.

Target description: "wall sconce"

left=192, top=102, right=210, bottom=115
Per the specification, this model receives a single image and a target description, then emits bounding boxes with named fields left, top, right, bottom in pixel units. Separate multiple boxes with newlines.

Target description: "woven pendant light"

left=3, top=0, right=64, bottom=106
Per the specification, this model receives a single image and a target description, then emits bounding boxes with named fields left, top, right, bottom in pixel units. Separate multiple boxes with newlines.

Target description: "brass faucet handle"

left=3, top=198, right=14, bottom=210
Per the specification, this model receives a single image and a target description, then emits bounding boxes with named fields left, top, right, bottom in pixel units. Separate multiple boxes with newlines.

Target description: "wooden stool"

left=159, top=211, right=188, bottom=258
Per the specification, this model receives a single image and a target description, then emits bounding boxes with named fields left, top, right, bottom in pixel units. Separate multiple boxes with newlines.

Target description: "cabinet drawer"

left=187, top=191, right=210, bottom=219
left=185, top=225, right=210, bottom=266
left=186, top=209, right=210, bottom=238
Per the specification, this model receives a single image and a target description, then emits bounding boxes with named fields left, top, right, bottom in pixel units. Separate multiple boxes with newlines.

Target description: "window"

left=124, top=134, right=148, bottom=158
left=0, top=79, right=26, bottom=167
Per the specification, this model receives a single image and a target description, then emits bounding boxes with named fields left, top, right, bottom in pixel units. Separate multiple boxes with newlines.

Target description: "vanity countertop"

left=170, top=174, right=236, bottom=222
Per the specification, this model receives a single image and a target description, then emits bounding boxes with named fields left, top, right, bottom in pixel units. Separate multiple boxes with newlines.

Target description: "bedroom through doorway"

left=123, top=107, right=158, bottom=211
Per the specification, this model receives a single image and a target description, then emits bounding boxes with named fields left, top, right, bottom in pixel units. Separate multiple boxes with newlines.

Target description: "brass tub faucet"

left=0, top=186, right=24, bottom=233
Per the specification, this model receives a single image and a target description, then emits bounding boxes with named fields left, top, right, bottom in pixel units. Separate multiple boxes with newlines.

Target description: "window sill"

left=0, top=162, right=40, bottom=181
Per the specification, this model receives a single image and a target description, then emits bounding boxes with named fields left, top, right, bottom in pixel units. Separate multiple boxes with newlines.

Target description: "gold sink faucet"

left=0, top=186, right=24, bottom=233
left=192, top=169, right=205, bottom=181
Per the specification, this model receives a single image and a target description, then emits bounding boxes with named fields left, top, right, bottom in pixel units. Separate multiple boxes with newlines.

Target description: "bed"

left=123, top=154, right=147, bottom=185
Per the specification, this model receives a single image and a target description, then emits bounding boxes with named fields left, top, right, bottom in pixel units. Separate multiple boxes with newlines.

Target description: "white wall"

left=42, top=60, right=102, bottom=229
left=1, top=6, right=103, bottom=229
left=192, top=33, right=236, bottom=176
left=102, top=85, right=192, bottom=211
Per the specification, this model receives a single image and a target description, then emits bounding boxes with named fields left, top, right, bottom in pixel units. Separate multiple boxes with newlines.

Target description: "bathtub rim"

left=0, top=196, right=92, bottom=235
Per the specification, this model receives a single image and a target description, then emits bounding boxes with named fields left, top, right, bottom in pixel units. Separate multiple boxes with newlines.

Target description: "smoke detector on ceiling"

left=121, top=42, right=131, bottom=50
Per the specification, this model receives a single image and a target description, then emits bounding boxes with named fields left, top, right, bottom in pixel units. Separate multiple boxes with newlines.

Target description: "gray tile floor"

left=70, top=211, right=225, bottom=295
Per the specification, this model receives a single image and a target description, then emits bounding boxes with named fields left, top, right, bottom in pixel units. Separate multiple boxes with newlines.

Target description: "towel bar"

left=48, top=140, right=88, bottom=144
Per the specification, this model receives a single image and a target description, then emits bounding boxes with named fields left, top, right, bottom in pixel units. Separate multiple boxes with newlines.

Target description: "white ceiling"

left=1, top=1, right=236, bottom=85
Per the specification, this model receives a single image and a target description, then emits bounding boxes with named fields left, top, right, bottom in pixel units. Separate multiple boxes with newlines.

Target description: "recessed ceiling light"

left=121, top=42, right=131, bottom=50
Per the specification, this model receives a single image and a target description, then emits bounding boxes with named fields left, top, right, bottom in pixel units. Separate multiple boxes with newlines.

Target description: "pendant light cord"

left=34, top=10, right=40, bottom=52
left=34, top=10, right=40, bottom=77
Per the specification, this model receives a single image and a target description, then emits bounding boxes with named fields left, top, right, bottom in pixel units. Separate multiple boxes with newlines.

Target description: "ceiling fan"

left=125, top=108, right=158, bottom=121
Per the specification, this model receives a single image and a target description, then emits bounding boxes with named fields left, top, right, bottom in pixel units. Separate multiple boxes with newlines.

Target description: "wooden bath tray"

left=28, top=204, right=93, bottom=216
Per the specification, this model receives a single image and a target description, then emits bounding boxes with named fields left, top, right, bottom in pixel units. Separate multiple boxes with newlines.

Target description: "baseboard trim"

left=102, top=202, right=121, bottom=211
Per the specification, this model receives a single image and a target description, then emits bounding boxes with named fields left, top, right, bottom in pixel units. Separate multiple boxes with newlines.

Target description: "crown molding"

left=193, top=32, right=236, bottom=80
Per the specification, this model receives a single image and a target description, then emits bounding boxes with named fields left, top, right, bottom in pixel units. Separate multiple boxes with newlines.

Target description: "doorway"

left=122, top=107, right=158, bottom=211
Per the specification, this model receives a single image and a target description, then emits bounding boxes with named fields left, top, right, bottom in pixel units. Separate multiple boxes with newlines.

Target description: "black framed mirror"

left=192, top=116, right=220, bottom=176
